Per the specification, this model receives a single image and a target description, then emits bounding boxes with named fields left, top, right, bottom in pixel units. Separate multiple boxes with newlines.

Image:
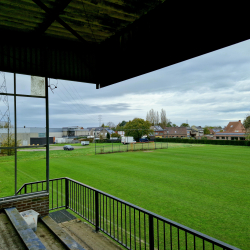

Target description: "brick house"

left=164, top=127, right=187, bottom=138
left=214, top=120, right=246, bottom=140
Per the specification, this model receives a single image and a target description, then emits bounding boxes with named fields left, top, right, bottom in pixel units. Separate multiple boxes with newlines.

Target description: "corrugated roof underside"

left=0, top=0, right=165, bottom=43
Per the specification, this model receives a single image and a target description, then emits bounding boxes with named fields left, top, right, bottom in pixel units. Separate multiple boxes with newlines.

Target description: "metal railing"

left=17, top=178, right=240, bottom=250
left=95, top=142, right=168, bottom=154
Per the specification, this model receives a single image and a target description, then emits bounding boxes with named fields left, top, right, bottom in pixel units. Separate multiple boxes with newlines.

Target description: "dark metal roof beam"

left=33, top=0, right=72, bottom=35
left=32, top=0, right=88, bottom=44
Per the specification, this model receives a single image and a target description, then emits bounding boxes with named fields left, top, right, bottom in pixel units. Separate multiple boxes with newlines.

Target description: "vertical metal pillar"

left=65, top=178, right=69, bottom=209
left=149, top=215, right=154, bottom=250
left=45, top=77, right=49, bottom=193
left=95, top=191, right=99, bottom=232
left=14, top=73, right=17, bottom=195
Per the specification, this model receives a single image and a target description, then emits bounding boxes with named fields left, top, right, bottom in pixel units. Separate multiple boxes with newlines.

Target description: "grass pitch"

left=0, top=143, right=249, bottom=249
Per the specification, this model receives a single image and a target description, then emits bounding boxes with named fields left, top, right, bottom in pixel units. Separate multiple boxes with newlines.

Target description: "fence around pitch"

left=16, top=178, right=240, bottom=250
left=95, top=142, right=168, bottom=154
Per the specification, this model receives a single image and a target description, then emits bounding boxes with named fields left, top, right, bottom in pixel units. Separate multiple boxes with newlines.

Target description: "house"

left=164, top=127, right=187, bottom=138
left=149, top=126, right=164, bottom=139
left=88, top=127, right=110, bottom=139
left=62, top=126, right=90, bottom=138
left=214, top=120, right=246, bottom=140
left=186, top=126, right=204, bottom=139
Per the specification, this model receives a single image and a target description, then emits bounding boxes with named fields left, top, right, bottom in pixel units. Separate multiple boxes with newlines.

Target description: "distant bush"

left=155, top=138, right=250, bottom=146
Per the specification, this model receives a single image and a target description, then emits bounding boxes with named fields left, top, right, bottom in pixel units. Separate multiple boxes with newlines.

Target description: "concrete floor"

left=59, top=219, right=123, bottom=250
left=0, top=212, right=123, bottom=250
left=0, top=213, right=26, bottom=250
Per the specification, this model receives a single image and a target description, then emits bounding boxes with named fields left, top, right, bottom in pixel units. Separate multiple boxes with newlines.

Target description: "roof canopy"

left=0, top=1, right=249, bottom=88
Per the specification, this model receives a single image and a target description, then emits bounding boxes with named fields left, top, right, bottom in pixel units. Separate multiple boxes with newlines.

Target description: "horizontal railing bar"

left=16, top=178, right=65, bottom=186
left=0, top=145, right=47, bottom=149
left=0, top=92, right=46, bottom=98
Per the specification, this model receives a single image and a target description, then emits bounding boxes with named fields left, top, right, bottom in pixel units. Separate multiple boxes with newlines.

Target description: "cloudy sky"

left=1, top=39, right=250, bottom=128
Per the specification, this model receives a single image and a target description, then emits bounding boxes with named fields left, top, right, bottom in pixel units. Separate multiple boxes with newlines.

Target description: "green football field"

left=0, top=143, right=249, bottom=249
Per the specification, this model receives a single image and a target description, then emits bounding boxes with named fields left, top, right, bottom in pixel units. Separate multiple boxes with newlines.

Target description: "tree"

left=111, top=132, right=121, bottom=138
left=0, top=121, right=17, bottom=156
left=204, top=127, right=210, bottom=134
left=155, top=111, right=159, bottom=125
left=124, top=118, right=153, bottom=141
left=0, top=132, right=20, bottom=156
left=146, top=109, right=156, bottom=125
left=147, top=108, right=169, bottom=127
left=172, top=124, right=177, bottom=127
left=101, top=123, right=105, bottom=128
left=180, top=123, right=189, bottom=127
left=243, top=114, right=250, bottom=133
left=119, top=120, right=127, bottom=127
left=99, top=134, right=104, bottom=142
left=0, top=121, right=12, bottom=128
left=160, top=109, right=168, bottom=128
left=107, top=132, right=110, bottom=139
left=166, top=121, right=172, bottom=127
left=106, top=122, right=115, bottom=128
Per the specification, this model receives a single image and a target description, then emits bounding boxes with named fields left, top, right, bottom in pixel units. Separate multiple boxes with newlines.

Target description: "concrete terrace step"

left=42, top=215, right=86, bottom=250
left=59, top=219, right=124, bottom=250
left=35, top=220, right=68, bottom=250
left=4, top=207, right=46, bottom=250
left=0, top=213, right=26, bottom=250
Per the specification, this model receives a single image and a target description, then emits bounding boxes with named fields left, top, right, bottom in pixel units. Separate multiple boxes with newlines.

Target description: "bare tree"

left=160, top=109, right=168, bottom=128
left=155, top=111, right=159, bottom=125
left=106, top=121, right=115, bottom=128
left=146, top=109, right=156, bottom=125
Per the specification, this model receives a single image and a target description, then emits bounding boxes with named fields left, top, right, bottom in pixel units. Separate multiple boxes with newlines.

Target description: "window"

left=216, top=137, right=219, bottom=139
left=222, top=137, right=225, bottom=139
left=231, top=125, right=233, bottom=128
left=175, top=131, right=176, bottom=133
left=235, top=130, right=238, bottom=132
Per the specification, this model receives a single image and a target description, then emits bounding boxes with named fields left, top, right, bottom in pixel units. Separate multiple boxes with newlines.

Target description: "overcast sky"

left=1, top=39, right=250, bottom=128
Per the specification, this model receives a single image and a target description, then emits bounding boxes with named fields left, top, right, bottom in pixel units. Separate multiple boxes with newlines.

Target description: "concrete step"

left=59, top=219, right=123, bottom=250
left=35, top=220, right=68, bottom=250
left=5, top=207, right=46, bottom=250
left=42, top=215, right=86, bottom=250
left=0, top=212, right=26, bottom=250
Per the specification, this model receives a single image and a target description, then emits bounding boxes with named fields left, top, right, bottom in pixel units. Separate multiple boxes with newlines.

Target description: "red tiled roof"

left=163, top=127, right=187, bottom=135
left=224, top=120, right=245, bottom=133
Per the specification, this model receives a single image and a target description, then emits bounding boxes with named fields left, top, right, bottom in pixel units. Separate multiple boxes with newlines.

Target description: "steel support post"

left=95, top=191, right=99, bottom=232
left=45, top=77, right=49, bottom=193
left=149, top=215, right=154, bottom=250
left=65, top=178, right=69, bottom=209
left=14, top=73, right=17, bottom=194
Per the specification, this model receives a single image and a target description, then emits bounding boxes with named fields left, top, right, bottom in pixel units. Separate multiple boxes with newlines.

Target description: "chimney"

left=239, top=120, right=241, bottom=122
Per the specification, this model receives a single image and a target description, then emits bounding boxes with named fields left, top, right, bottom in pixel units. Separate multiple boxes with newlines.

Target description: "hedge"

left=155, top=138, right=250, bottom=146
